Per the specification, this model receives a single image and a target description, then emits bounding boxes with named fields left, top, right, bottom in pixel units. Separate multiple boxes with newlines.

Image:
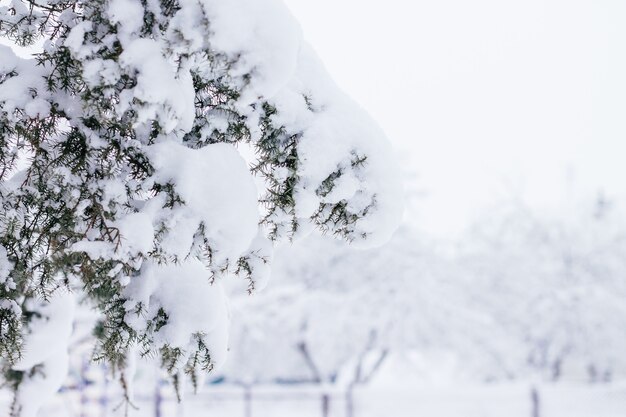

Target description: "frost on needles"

left=0, top=0, right=402, bottom=415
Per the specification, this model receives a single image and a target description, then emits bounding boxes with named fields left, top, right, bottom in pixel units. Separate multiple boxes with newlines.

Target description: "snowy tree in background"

left=226, top=228, right=518, bottom=389
left=0, top=0, right=402, bottom=415
left=458, top=195, right=626, bottom=383
left=225, top=194, right=626, bottom=392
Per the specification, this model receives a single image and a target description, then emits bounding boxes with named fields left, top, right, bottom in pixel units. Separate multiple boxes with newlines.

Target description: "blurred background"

left=11, top=0, right=626, bottom=416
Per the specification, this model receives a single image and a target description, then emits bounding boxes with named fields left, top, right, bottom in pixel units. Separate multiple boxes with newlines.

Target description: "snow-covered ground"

left=175, top=383, right=626, bottom=417
left=3, top=382, right=626, bottom=417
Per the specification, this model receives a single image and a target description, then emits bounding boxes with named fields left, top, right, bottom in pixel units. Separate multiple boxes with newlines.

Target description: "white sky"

left=284, top=0, right=626, bottom=236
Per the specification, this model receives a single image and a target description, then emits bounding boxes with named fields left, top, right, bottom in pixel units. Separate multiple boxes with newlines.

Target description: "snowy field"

left=3, top=382, right=626, bottom=417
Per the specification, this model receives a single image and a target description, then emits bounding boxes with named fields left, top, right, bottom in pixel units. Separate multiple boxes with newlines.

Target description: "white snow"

left=0, top=45, right=48, bottom=118
left=118, top=39, right=196, bottom=133
left=106, top=0, right=144, bottom=36
left=4, top=379, right=626, bottom=417
left=0, top=245, right=14, bottom=290
left=145, top=141, right=260, bottom=266
left=123, top=259, right=230, bottom=371
left=12, top=290, right=76, bottom=417
left=13, top=291, right=75, bottom=371
left=13, top=351, right=70, bottom=417
left=202, top=0, right=303, bottom=103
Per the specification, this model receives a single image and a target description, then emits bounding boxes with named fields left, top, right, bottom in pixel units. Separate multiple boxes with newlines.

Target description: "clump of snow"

left=13, top=351, right=70, bottom=417
left=70, top=141, right=261, bottom=271
left=145, top=141, right=259, bottom=266
left=13, top=291, right=75, bottom=371
left=118, top=39, right=196, bottom=133
left=202, top=0, right=303, bottom=103
left=106, top=0, right=144, bottom=36
left=63, top=21, right=93, bottom=57
left=113, top=212, right=155, bottom=257
left=0, top=299, right=20, bottom=318
left=12, top=290, right=76, bottom=417
left=0, top=45, right=48, bottom=118
left=123, top=259, right=230, bottom=371
left=0, top=245, right=15, bottom=290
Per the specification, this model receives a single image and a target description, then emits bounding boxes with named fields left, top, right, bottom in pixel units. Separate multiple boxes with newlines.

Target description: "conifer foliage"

left=0, top=0, right=401, bottom=414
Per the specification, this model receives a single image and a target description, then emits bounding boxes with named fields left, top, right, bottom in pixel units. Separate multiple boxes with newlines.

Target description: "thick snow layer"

left=0, top=45, right=49, bottom=118
left=70, top=141, right=260, bottom=270
left=13, top=291, right=75, bottom=370
left=118, top=39, right=196, bottom=133
left=0, top=44, right=20, bottom=75
left=199, top=0, right=402, bottom=246
left=202, top=0, right=303, bottom=102
left=13, top=351, right=70, bottom=417
left=0, top=245, right=14, bottom=289
left=106, top=0, right=144, bottom=36
left=7, top=379, right=626, bottom=417
left=123, top=259, right=230, bottom=370
left=145, top=141, right=260, bottom=265
left=12, top=290, right=75, bottom=417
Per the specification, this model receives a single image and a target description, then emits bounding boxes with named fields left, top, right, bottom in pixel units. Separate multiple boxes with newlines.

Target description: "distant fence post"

left=244, top=384, right=252, bottom=417
left=154, top=379, right=162, bottom=417
left=531, top=385, right=541, bottom=417
left=100, top=362, right=109, bottom=417
left=321, top=392, right=330, bottom=417
left=345, top=386, right=355, bottom=417
left=79, top=358, right=88, bottom=417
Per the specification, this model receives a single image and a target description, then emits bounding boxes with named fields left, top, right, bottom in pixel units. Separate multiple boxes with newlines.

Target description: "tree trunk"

left=80, top=359, right=88, bottom=417
left=360, top=350, right=389, bottom=385
left=297, top=341, right=322, bottom=383
left=345, top=386, right=355, bottom=417
left=244, top=385, right=253, bottom=417
left=530, top=386, right=541, bottom=417
left=321, top=393, right=330, bottom=417
left=154, top=380, right=162, bottom=417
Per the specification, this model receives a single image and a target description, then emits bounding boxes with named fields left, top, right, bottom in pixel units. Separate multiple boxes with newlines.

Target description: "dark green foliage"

left=253, top=103, right=301, bottom=240
left=312, top=153, right=374, bottom=241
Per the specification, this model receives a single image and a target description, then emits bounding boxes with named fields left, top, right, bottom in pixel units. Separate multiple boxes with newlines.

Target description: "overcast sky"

left=284, top=0, right=626, bottom=236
